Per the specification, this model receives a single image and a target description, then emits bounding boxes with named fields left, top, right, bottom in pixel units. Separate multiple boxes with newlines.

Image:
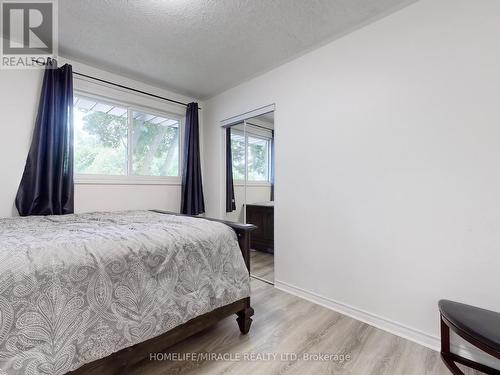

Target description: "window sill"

left=234, top=181, right=272, bottom=187
left=74, top=175, right=181, bottom=186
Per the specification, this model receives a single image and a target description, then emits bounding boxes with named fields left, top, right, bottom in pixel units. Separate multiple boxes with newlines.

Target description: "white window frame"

left=74, top=90, right=184, bottom=186
left=231, top=128, right=272, bottom=186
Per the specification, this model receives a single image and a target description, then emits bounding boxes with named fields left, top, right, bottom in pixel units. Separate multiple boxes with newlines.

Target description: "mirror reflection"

left=225, top=112, right=274, bottom=284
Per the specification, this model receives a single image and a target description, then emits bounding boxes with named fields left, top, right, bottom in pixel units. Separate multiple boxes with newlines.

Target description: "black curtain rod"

left=33, top=58, right=199, bottom=109
left=224, top=121, right=273, bottom=132
left=73, top=72, right=199, bottom=109
left=245, top=121, right=273, bottom=132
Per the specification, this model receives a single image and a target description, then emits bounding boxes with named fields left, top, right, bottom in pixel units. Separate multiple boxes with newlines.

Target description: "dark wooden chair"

left=439, top=300, right=500, bottom=374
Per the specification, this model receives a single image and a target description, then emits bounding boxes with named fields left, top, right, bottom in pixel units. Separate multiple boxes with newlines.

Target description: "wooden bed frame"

left=69, top=211, right=256, bottom=375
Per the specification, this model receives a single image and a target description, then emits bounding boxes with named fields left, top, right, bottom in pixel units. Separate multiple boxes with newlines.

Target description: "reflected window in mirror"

left=230, top=130, right=272, bottom=183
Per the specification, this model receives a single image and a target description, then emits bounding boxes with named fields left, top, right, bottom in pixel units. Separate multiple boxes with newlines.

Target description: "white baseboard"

left=274, top=279, right=440, bottom=351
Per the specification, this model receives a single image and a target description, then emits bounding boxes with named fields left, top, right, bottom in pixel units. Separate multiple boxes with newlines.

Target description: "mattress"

left=0, top=210, right=250, bottom=374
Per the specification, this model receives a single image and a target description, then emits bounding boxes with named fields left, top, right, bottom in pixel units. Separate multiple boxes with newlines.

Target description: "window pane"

left=131, top=111, right=179, bottom=177
left=231, top=133, right=246, bottom=180
left=74, top=96, right=128, bottom=175
left=247, top=136, right=268, bottom=181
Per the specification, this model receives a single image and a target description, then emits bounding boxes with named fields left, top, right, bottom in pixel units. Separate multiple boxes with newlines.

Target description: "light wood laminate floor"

left=128, top=279, right=483, bottom=375
left=250, top=250, right=274, bottom=283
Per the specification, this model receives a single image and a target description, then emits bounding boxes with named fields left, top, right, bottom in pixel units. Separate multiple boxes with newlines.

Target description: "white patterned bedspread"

left=0, top=210, right=250, bottom=374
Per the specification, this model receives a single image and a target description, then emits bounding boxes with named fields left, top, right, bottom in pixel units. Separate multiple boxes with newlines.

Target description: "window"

left=231, top=130, right=272, bottom=182
left=231, top=132, right=246, bottom=180
left=131, top=111, right=179, bottom=177
left=74, top=94, right=181, bottom=180
left=74, top=97, right=128, bottom=175
left=247, top=136, right=270, bottom=181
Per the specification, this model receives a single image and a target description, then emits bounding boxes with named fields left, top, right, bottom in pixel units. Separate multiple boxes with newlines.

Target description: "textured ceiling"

left=59, top=0, right=417, bottom=99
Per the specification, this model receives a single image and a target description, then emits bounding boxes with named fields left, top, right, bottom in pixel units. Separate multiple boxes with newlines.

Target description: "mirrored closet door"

left=224, top=112, right=274, bottom=284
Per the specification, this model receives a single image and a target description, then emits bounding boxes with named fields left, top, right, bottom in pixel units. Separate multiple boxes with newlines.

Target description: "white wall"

left=203, top=0, right=500, bottom=359
left=0, top=69, right=43, bottom=217
left=0, top=57, right=201, bottom=217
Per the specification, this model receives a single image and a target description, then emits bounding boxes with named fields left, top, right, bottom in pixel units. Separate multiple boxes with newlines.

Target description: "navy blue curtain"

left=226, top=127, right=236, bottom=212
left=15, top=59, right=74, bottom=216
left=181, top=102, right=205, bottom=215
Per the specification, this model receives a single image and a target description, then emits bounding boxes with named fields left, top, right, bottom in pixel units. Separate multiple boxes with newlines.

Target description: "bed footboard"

left=219, top=218, right=256, bottom=334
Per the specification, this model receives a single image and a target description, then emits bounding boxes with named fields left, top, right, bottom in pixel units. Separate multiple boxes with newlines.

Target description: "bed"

left=0, top=210, right=255, bottom=375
